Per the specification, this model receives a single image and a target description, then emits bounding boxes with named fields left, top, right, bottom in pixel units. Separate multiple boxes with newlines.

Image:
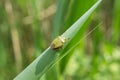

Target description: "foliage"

left=0, top=0, right=120, bottom=80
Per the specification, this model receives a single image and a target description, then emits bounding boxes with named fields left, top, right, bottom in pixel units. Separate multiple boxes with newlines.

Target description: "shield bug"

left=50, top=36, right=68, bottom=50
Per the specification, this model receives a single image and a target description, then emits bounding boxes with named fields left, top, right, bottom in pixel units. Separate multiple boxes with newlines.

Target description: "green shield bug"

left=50, top=36, right=68, bottom=50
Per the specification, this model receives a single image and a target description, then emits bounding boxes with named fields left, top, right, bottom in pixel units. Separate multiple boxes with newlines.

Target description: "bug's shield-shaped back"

left=50, top=36, right=65, bottom=50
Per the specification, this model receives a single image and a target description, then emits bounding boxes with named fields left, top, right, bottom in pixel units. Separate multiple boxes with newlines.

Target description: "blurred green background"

left=0, top=0, right=120, bottom=80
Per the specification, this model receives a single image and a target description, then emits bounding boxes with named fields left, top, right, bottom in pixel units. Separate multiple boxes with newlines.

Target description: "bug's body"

left=50, top=36, right=66, bottom=50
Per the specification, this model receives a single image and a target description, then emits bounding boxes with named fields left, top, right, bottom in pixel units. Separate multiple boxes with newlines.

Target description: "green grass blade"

left=61, top=0, right=102, bottom=39
left=14, top=47, right=59, bottom=80
left=52, top=0, right=70, bottom=38
left=14, top=0, right=102, bottom=80
left=59, top=0, right=96, bottom=73
left=112, top=0, right=120, bottom=43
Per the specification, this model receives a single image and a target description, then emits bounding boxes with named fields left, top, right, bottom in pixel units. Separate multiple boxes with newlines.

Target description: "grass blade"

left=14, top=0, right=102, bottom=80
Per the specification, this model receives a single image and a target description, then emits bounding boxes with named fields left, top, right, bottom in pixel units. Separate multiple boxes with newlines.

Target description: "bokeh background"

left=0, top=0, right=120, bottom=80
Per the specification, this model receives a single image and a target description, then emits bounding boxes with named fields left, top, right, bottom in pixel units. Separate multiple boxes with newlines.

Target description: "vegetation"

left=0, top=0, right=120, bottom=80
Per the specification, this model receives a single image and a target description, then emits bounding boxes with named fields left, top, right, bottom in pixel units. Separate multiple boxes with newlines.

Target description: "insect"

left=50, top=36, right=68, bottom=50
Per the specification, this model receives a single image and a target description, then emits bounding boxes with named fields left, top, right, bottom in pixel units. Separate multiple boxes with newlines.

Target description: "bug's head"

left=58, top=36, right=69, bottom=43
